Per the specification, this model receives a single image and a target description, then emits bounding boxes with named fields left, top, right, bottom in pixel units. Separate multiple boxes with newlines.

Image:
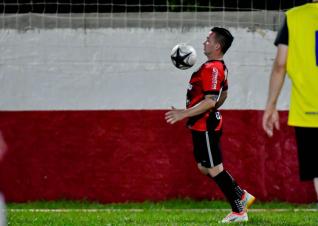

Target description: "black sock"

left=234, top=185, right=244, bottom=199
left=208, top=172, right=244, bottom=199
left=226, top=172, right=245, bottom=199
left=212, top=170, right=243, bottom=213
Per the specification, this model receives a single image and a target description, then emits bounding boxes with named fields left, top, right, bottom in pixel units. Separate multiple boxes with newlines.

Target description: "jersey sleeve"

left=223, top=78, right=228, bottom=91
left=274, top=16, right=288, bottom=46
left=201, top=64, right=225, bottom=95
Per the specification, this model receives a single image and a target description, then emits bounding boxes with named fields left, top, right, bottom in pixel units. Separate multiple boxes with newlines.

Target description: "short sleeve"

left=274, top=17, right=288, bottom=46
left=223, top=77, right=228, bottom=91
left=201, top=65, right=225, bottom=95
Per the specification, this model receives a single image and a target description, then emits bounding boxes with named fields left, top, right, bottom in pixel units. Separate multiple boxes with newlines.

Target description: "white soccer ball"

left=170, top=43, right=197, bottom=70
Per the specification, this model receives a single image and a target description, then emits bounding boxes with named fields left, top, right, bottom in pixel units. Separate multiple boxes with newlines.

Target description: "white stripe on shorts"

left=205, top=131, right=214, bottom=167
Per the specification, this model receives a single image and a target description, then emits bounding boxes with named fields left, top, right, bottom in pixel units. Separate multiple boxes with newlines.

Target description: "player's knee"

left=207, top=163, right=224, bottom=177
left=197, top=163, right=209, bottom=175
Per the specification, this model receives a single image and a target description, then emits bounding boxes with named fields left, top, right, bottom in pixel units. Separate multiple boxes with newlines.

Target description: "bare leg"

left=314, top=178, right=318, bottom=201
left=0, top=193, right=6, bottom=226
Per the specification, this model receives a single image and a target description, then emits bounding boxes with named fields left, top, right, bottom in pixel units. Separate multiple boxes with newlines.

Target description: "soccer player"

left=165, top=27, right=255, bottom=223
left=262, top=1, right=318, bottom=207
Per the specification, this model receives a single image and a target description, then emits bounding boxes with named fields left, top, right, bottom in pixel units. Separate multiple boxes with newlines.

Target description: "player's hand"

left=262, top=106, right=280, bottom=137
left=165, top=106, right=186, bottom=124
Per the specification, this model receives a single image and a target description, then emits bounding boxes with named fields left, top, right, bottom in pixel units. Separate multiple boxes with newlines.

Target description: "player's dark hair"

left=211, top=27, right=234, bottom=54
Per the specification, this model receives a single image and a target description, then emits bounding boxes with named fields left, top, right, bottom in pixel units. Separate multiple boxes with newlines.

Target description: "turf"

left=6, top=199, right=318, bottom=226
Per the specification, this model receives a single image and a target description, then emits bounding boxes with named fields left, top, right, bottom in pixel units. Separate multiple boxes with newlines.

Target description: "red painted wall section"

left=0, top=110, right=315, bottom=203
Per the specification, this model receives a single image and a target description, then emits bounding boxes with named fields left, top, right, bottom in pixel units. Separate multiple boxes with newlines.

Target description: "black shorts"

left=191, top=111, right=223, bottom=168
left=294, top=127, right=318, bottom=181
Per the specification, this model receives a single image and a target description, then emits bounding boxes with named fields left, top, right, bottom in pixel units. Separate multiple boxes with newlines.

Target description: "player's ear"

left=215, top=43, right=221, bottom=51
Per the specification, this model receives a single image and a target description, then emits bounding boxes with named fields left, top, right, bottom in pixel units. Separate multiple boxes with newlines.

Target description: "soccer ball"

left=170, top=43, right=197, bottom=70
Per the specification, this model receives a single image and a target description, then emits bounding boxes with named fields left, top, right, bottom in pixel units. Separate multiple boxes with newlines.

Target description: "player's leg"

left=196, top=161, right=253, bottom=214
left=197, top=162, right=209, bottom=175
left=294, top=127, right=318, bottom=181
left=210, top=166, right=255, bottom=212
left=192, top=129, right=247, bottom=222
left=206, top=111, right=254, bottom=222
left=294, top=127, right=318, bottom=207
left=207, top=111, right=255, bottom=211
left=208, top=166, right=250, bottom=223
left=208, top=165, right=245, bottom=214
left=0, top=193, right=6, bottom=226
left=314, top=178, right=318, bottom=208
left=205, top=115, right=246, bottom=212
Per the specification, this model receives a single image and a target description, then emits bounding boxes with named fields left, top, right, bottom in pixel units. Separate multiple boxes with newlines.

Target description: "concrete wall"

left=0, top=27, right=291, bottom=110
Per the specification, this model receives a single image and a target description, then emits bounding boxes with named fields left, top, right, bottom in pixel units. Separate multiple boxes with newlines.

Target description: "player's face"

left=203, top=32, right=219, bottom=56
left=203, top=32, right=215, bottom=55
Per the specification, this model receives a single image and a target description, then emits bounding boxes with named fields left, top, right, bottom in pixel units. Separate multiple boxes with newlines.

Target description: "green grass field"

left=7, top=199, right=318, bottom=226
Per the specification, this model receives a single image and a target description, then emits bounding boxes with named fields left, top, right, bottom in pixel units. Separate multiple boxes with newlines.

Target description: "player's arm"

left=214, top=90, right=227, bottom=109
left=183, top=94, right=217, bottom=118
left=262, top=44, right=287, bottom=137
left=165, top=95, right=217, bottom=125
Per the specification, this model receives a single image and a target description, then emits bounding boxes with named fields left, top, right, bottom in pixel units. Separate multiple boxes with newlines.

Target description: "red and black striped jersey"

left=186, top=60, right=228, bottom=131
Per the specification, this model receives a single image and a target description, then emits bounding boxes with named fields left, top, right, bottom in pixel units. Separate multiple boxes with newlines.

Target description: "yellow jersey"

left=286, top=3, right=318, bottom=127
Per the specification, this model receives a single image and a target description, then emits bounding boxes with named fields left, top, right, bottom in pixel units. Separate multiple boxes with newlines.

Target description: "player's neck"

left=207, top=52, right=223, bottom=61
left=207, top=56, right=223, bottom=61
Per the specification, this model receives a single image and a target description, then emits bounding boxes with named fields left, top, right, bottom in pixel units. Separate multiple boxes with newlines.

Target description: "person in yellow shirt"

left=0, top=131, right=7, bottom=226
left=263, top=1, right=318, bottom=206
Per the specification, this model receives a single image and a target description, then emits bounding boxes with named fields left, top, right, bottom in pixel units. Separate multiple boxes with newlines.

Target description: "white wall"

left=0, top=27, right=291, bottom=110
